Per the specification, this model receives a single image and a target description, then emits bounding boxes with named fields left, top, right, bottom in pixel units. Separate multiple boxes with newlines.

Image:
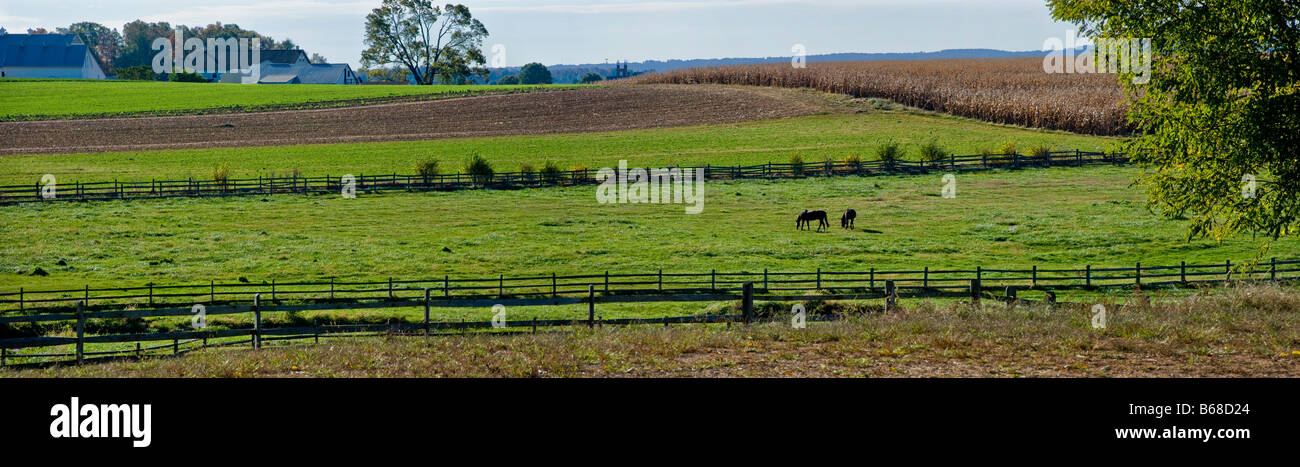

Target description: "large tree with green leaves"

left=57, top=22, right=123, bottom=73
left=361, top=1, right=489, bottom=85
left=1048, top=1, right=1298, bottom=248
left=518, top=62, right=552, bottom=84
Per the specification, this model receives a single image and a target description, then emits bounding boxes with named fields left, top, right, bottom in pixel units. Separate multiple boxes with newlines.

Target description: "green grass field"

left=0, top=110, right=1115, bottom=185
left=4, top=165, right=1295, bottom=294
left=0, top=78, right=573, bottom=118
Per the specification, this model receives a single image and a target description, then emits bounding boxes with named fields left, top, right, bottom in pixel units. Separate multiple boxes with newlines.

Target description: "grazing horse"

left=841, top=209, right=857, bottom=230
left=797, top=210, right=830, bottom=231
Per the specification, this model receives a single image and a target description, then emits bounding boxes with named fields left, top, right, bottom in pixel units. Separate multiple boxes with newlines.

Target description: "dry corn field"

left=624, top=57, right=1130, bottom=136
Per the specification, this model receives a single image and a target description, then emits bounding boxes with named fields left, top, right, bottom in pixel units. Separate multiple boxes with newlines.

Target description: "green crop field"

left=0, top=78, right=575, bottom=119
left=0, top=110, right=1115, bottom=186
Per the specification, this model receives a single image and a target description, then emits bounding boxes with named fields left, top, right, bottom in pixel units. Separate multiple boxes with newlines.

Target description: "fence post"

left=552, top=273, right=557, bottom=298
left=330, top=278, right=335, bottom=300
left=587, top=285, right=595, bottom=329
left=423, top=288, right=431, bottom=337
left=711, top=269, right=717, bottom=291
left=75, top=300, right=85, bottom=364
left=252, top=293, right=262, bottom=350
left=1226, top=259, right=1232, bottom=282
left=885, top=280, right=897, bottom=313
left=444, top=275, right=450, bottom=297
left=1031, top=265, right=1037, bottom=289
left=1135, top=262, right=1141, bottom=289
left=1181, top=261, right=1187, bottom=284
left=498, top=275, right=503, bottom=299
left=658, top=269, right=663, bottom=292
left=816, top=268, right=821, bottom=290
left=1086, top=265, right=1092, bottom=288
left=210, top=280, right=215, bottom=303
left=173, top=339, right=179, bottom=355
left=605, top=271, right=610, bottom=294
left=764, top=268, right=769, bottom=291
left=389, top=277, right=395, bottom=299
left=870, top=268, right=875, bottom=290
left=1271, top=258, right=1277, bottom=281
left=923, top=267, right=929, bottom=290
left=742, top=282, right=753, bottom=325
left=148, top=283, right=154, bottom=305
left=969, top=279, right=981, bottom=303
left=271, top=279, right=276, bottom=302
left=18, top=287, right=22, bottom=312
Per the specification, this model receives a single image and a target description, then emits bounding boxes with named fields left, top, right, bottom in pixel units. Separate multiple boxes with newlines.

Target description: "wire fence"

left=0, top=150, right=1128, bottom=204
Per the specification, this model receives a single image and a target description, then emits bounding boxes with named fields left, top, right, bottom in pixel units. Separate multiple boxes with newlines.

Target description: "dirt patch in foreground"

left=0, top=85, right=827, bottom=155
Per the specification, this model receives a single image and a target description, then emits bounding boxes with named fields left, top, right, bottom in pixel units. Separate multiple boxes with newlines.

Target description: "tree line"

left=23, top=21, right=298, bottom=76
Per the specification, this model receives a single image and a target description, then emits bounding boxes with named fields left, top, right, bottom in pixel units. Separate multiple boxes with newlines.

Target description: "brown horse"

left=797, top=210, right=829, bottom=231
left=841, top=209, right=857, bottom=229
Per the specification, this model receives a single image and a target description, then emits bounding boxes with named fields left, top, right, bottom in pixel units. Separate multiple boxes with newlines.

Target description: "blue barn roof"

left=0, top=33, right=92, bottom=68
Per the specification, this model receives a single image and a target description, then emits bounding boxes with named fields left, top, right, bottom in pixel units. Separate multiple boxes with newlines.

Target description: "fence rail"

left=1, top=150, right=1128, bottom=205
left=0, top=257, right=1292, bottom=366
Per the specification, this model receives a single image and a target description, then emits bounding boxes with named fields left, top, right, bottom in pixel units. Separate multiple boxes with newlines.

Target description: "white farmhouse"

left=218, top=49, right=360, bottom=85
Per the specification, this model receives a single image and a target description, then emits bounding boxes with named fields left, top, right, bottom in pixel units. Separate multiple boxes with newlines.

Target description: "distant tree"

left=1050, top=0, right=1300, bottom=245
left=579, top=72, right=604, bottom=84
left=168, top=66, right=206, bottom=82
left=363, top=66, right=411, bottom=83
left=116, top=21, right=298, bottom=70
left=496, top=75, right=520, bottom=85
left=26, top=28, right=50, bottom=34
left=115, top=65, right=159, bottom=81
left=310, top=53, right=328, bottom=64
left=117, top=20, right=174, bottom=69
left=362, top=1, right=489, bottom=85
left=57, top=22, right=123, bottom=73
left=518, top=63, right=552, bottom=84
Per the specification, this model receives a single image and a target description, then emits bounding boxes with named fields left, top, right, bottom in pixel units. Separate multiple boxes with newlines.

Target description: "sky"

left=0, top=0, right=1078, bottom=68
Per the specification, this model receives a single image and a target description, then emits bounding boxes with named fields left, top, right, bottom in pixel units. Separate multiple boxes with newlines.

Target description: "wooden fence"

left=0, top=257, right=1293, bottom=366
left=0, top=150, right=1128, bottom=205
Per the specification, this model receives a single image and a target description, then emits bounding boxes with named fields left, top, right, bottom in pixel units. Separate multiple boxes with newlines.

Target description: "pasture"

left=0, top=105, right=1114, bottom=185
left=0, top=78, right=574, bottom=119
left=5, top=165, right=1296, bottom=294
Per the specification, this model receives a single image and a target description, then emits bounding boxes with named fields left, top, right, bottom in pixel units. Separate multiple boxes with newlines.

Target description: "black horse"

left=797, top=210, right=829, bottom=231
left=841, top=209, right=857, bottom=230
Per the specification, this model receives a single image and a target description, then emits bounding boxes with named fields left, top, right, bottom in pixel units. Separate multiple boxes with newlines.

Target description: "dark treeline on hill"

left=479, top=48, right=1080, bottom=84
left=21, top=21, right=297, bottom=75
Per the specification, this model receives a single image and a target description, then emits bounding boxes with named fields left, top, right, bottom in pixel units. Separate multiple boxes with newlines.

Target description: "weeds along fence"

left=0, top=257, right=1294, bottom=366
left=0, top=150, right=1128, bottom=205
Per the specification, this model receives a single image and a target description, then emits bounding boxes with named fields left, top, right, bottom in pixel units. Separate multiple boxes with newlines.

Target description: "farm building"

left=217, top=49, right=360, bottom=85
left=0, top=32, right=107, bottom=79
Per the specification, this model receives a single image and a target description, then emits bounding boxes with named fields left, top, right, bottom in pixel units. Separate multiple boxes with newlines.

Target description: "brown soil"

left=0, top=85, right=827, bottom=155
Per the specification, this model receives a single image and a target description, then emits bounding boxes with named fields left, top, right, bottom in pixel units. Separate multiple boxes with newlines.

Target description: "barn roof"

left=259, top=49, right=308, bottom=65
left=0, top=34, right=93, bottom=68
left=295, top=63, right=354, bottom=84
